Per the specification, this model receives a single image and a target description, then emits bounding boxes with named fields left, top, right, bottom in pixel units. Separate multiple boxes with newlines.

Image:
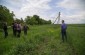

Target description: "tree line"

left=25, top=15, right=51, bottom=25
left=0, top=5, right=51, bottom=29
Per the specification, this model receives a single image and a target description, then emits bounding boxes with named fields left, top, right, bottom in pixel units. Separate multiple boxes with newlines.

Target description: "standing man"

left=23, top=24, right=29, bottom=35
left=61, top=20, right=67, bottom=42
left=12, top=22, right=17, bottom=36
left=17, top=22, right=21, bottom=37
left=3, top=22, right=8, bottom=38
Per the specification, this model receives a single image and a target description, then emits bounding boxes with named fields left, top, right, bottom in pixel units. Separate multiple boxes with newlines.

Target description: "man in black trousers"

left=17, top=22, right=21, bottom=37
left=23, top=24, right=29, bottom=35
left=61, top=20, right=67, bottom=42
left=12, top=22, right=17, bottom=36
left=3, top=22, right=8, bottom=38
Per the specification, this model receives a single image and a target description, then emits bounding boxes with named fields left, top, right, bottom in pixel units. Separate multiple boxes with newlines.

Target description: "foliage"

left=25, top=15, right=51, bottom=25
left=0, top=5, right=14, bottom=28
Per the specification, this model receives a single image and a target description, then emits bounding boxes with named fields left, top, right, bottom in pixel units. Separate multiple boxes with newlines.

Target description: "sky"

left=0, top=0, right=85, bottom=24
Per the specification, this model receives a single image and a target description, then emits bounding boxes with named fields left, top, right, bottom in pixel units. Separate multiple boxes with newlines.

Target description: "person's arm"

left=61, top=24, right=64, bottom=30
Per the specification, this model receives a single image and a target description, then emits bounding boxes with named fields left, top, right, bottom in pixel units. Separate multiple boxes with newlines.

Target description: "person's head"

left=62, top=20, right=64, bottom=23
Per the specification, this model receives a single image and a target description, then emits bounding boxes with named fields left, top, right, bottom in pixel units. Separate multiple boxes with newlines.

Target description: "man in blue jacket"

left=61, top=20, right=67, bottom=42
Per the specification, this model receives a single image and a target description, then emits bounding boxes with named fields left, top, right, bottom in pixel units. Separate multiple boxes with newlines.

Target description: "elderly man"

left=61, top=20, right=67, bottom=42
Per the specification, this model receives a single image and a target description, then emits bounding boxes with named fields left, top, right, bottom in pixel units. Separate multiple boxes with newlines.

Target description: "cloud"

left=0, top=0, right=52, bottom=20
left=57, top=0, right=85, bottom=10
left=8, top=0, right=52, bottom=20
left=60, top=13, right=85, bottom=24
left=56, top=0, right=85, bottom=24
left=0, top=0, right=85, bottom=24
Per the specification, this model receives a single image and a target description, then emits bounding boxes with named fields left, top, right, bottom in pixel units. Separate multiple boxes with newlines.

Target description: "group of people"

left=3, top=22, right=29, bottom=38
left=3, top=20, right=67, bottom=42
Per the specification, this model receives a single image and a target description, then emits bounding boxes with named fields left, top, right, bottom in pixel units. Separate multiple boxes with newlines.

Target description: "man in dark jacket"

left=17, top=22, right=21, bottom=37
left=12, top=22, right=17, bottom=36
left=23, top=24, right=29, bottom=35
left=61, top=20, right=67, bottom=42
left=3, top=22, right=8, bottom=38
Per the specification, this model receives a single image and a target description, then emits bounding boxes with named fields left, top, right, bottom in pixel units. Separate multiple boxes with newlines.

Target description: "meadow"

left=0, top=24, right=85, bottom=55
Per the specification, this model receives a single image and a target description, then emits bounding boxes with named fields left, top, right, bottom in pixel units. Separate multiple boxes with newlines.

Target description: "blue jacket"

left=61, top=23, right=67, bottom=31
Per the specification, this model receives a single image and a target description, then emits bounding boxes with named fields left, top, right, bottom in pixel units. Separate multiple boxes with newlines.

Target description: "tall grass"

left=67, top=25, right=85, bottom=55
left=0, top=24, right=85, bottom=55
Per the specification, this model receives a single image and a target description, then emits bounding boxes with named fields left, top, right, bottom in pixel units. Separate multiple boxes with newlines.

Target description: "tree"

left=25, top=15, right=51, bottom=25
left=33, top=15, right=39, bottom=24
left=0, top=5, right=14, bottom=28
left=15, top=18, right=21, bottom=23
left=25, top=16, right=31, bottom=24
left=21, top=18, right=24, bottom=23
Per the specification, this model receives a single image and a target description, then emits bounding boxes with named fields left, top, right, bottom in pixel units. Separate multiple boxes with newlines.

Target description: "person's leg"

left=18, top=32, right=20, bottom=37
left=25, top=30, right=27, bottom=35
left=5, top=30, right=8, bottom=38
left=62, top=31, right=64, bottom=42
left=64, top=31, right=67, bottom=41
left=26, top=31, right=27, bottom=35
left=18, top=30, right=21, bottom=37
left=24, top=30, right=27, bottom=35
left=6, top=30, right=8, bottom=36
left=4, top=31, right=6, bottom=38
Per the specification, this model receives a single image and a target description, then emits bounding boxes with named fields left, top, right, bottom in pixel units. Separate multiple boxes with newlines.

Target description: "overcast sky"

left=0, top=0, right=85, bottom=24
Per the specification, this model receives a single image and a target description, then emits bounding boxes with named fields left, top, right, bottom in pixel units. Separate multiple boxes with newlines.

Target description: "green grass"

left=67, top=24, right=85, bottom=55
left=0, top=24, right=85, bottom=55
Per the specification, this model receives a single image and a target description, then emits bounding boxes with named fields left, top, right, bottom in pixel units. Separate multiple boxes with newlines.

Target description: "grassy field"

left=0, top=24, right=85, bottom=55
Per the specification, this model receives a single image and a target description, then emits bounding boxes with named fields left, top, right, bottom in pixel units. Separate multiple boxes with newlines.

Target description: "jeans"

left=61, top=30, right=67, bottom=42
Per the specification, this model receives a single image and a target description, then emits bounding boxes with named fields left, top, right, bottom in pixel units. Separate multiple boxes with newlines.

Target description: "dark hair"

left=62, top=20, right=64, bottom=23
